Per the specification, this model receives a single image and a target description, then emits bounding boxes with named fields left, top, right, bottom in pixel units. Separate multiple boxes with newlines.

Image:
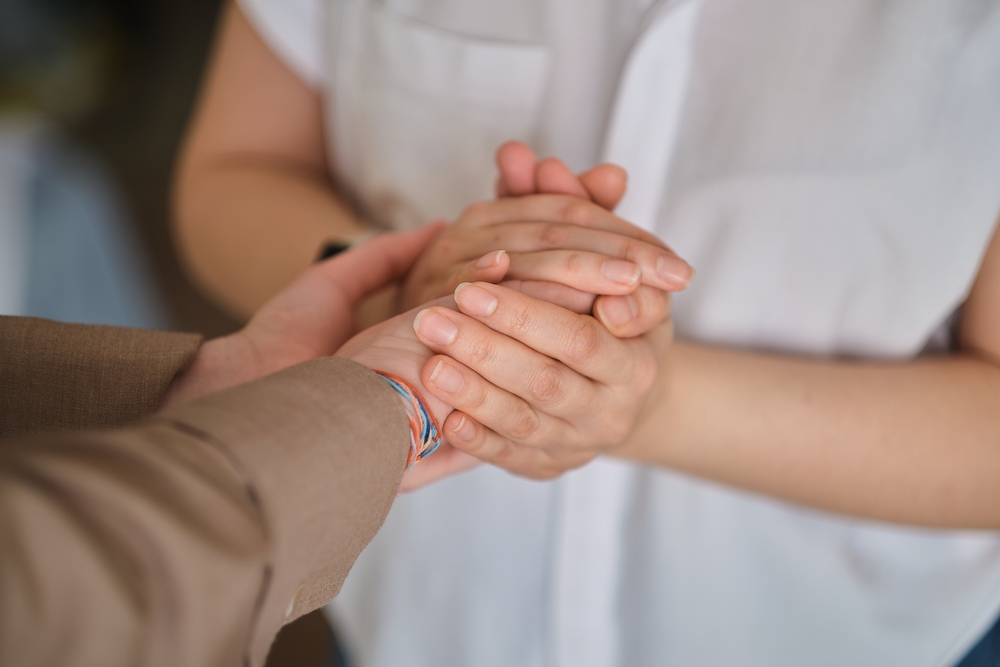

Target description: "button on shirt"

left=239, top=0, right=1000, bottom=665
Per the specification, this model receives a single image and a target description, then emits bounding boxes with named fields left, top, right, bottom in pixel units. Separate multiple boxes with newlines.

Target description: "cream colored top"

left=240, top=0, right=1000, bottom=665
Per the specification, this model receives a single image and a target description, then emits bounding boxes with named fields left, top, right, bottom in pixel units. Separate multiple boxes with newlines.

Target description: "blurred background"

left=0, top=0, right=332, bottom=663
left=0, top=0, right=236, bottom=335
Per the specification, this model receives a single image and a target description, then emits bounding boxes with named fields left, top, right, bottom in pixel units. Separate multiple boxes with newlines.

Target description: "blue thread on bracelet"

left=375, top=371, right=442, bottom=469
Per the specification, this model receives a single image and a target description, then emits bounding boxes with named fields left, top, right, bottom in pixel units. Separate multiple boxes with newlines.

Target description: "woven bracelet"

left=374, top=371, right=442, bottom=470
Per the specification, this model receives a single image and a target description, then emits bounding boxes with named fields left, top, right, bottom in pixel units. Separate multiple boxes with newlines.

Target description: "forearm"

left=174, top=160, right=369, bottom=318
left=172, top=1, right=374, bottom=318
left=0, top=316, right=202, bottom=438
left=617, top=341, right=1000, bottom=528
left=0, top=358, right=410, bottom=667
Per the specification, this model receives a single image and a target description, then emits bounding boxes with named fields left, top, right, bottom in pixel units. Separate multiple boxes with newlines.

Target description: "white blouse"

left=239, top=0, right=1000, bottom=665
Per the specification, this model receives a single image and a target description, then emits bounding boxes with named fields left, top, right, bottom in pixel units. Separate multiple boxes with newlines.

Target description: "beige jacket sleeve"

left=0, top=317, right=410, bottom=667
left=0, top=316, right=204, bottom=438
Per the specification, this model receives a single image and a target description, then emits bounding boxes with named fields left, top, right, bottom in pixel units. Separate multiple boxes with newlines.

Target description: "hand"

left=494, top=139, right=628, bottom=210
left=408, top=143, right=677, bottom=479
left=335, top=296, right=481, bottom=493
left=504, top=142, right=681, bottom=342
left=161, top=223, right=444, bottom=407
left=497, top=141, right=684, bottom=340
left=413, top=280, right=672, bottom=477
left=408, top=142, right=687, bottom=338
left=398, top=156, right=692, bottom=327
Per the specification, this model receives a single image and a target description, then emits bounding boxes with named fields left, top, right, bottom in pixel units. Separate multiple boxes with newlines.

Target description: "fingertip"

left=594, top=294, right=639, bottom=336
left=446, top=411, right=479, bottom=445
left=603, top=163, right=628, bottom=188
left=454, top=281, right=499, bottom=317
left=496, top=141, right=538, bottom=196
left=594, top=286, right=671, bottom=338
left=579, top=164, right=628, bottom=210
left=655, top=255, right=695, bottom=290
left=496, top=141, right=537, bottom=165
left=412, top=308, right=431, bottom=335
left=475, top=249, right=508, bottom=269
left=536, top=157, right=591, bottom=200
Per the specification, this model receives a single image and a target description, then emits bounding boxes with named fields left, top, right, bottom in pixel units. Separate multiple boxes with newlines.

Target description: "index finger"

left=452, top=281, right=639, bottom=385
left=463, top=194, right=668, bottom=250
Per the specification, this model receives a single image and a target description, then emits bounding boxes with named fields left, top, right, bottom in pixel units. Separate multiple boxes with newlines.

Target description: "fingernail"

left=656, top=255, right=694, bottom=287
left=601, top=259, right=641, bottom=286
left=413, top=309, right=458, bottom=345
left=476, top=250, right=506, bottom=269
left=429, top=360, right=465, bottom=393
left=596, top=294, right=638, bottom=328
left=454, top=282, right=498, bottom=316
left=451, top=415, right=477, bottom=442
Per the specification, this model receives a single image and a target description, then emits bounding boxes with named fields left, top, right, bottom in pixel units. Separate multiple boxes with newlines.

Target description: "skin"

left=176, top=4, right=1000, bottom=528
left=174, top=2, right=364, bottom=319
left=425, top=144, right=1000, bottom=529
left=161, top=224, right=480, bottom=492
left=173, top=2, right=681, bottom=487
left=161, top=224, right=445, bottom=409
left=174, top=3, right=690, bottom=321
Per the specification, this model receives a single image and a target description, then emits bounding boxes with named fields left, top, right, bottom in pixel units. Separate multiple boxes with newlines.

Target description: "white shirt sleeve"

left=237, top=0, right=325, bottom=88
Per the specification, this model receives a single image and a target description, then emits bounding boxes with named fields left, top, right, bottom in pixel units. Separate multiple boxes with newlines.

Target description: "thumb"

left=316, top=221, right=446, bottom=305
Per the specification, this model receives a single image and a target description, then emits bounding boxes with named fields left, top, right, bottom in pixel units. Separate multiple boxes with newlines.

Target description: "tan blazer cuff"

left=158, top=356, right=410, bottom=665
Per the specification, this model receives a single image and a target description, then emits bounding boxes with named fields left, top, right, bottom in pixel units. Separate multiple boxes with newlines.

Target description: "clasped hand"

left=165, top=142, right=691, bottom=491
left=395, top=143, right=689, bottom=485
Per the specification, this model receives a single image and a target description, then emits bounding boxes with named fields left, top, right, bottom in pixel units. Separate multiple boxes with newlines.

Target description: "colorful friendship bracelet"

left=374, top=371, right=442, bottom=470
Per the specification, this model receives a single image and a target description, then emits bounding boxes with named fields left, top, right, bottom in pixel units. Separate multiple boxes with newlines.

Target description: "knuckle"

left=508, top=302, right=534, bottom=337
left=564, top=251, right=586, bottom=275
left=462, top=429, right=492, bottom=457
left=508, top=407, right=542, bottom=441
left=564, top=318, right=603, bottom=364
left=539, top=223, right=572, bottom=248
left=462, top=379, right=490, bottom=412
left=466, top=334, right=494, bottom=367
left=490, top=439, right=518, bottom=467
left=528, top=363, right=564, bottom=405
left=562, top=200, right=593, bottom=226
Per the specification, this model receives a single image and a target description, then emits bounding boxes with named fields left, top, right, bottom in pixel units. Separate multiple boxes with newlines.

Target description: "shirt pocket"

left=332, top=1, right=551, bottom=228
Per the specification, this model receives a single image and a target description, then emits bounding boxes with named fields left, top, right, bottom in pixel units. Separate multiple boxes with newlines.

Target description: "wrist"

left=373, top=371, right=442, bottom=469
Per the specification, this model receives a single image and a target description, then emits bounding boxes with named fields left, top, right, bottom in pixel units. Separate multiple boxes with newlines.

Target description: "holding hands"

left=414, top=274, right=671, bottom=479
left=400, top=142, right=689, bottom=481
left=399, top=142, right=692, bottom=338
left=168, top=141, right=691, bottom=489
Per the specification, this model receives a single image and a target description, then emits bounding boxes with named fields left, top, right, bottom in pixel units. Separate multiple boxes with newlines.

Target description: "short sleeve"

left=238, top=0, right=325, bottom=88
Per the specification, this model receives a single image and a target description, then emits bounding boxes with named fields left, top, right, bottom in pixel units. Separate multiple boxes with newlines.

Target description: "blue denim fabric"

left=324, top=613, right=1000, bottom=667
left=23, top=137, right=170, bottom=329
left=955, top=612, right=1000, bottom=667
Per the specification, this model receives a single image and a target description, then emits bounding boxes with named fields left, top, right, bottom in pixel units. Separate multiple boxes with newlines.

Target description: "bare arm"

left=396, top=150, right=1000, bottom=528
left=174, top=2, right=369, bottom=318
left=617, top=218, right=1000, bottom=529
